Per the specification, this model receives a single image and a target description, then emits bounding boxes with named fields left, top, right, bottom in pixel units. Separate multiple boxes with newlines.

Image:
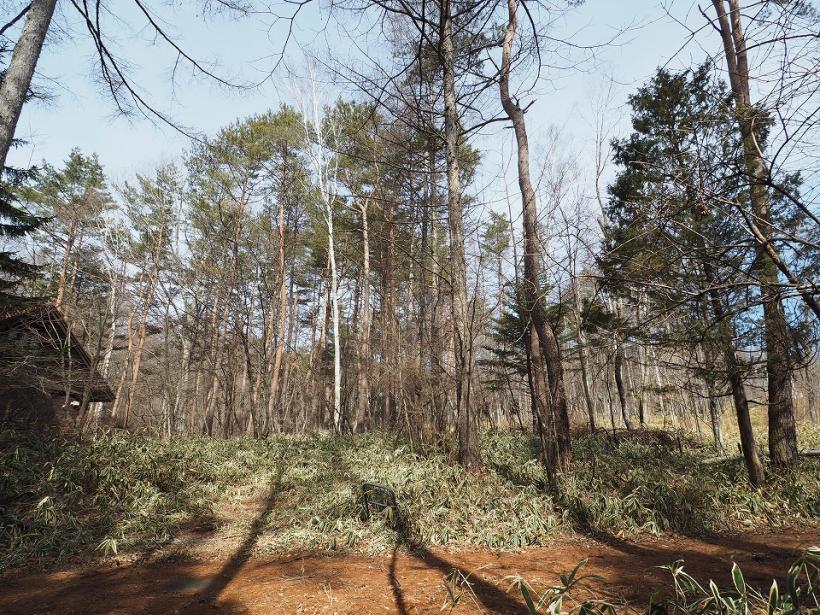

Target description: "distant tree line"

left=0, top=0, right=817, bottom=488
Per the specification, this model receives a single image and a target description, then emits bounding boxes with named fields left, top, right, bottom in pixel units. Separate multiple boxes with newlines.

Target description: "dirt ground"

left=2, top=527, right=818, bottom=614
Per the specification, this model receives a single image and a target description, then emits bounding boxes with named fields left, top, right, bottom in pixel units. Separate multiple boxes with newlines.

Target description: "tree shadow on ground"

left=382, top=497, right=530, bottom=614
left=482, top=435, right=816, bottom=607
left=388, top=544, right=410, bottom=615
left=488, top=431, right=725, bottom=538
left=564, top=513, right=809, bottom=604
left=188, top=459, right=285, bottom=609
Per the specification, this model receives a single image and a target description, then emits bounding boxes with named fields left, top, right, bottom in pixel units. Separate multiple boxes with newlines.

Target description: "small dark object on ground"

left=361, top=482, right=400, bottom=525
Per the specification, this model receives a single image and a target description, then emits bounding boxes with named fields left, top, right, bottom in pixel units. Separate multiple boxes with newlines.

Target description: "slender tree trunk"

left=706, top=379, right=724, bottom=452
left=55, top=216, right=78, bottom=308
left=280, top=278, right=298, bottom=432
left=804, top=366, right=818, bottom=424
left=613, top=337, right=632, bottom=431
left=707, top=284, right=765, bottom=487
left=605, top=363, right=617, bottom=435
left=723, top=333, right=764, bottom=487
left=175, top=325, right=192, bottom=435
left=430, top=198, right=448, bottom=436
left=86, top=270, right=120, bottom=430
left=314, top=273, right=331, bottom=429
left=418, top=134, right=434, bottom=377
left=327, top=205, right=342, bottom=432
left=124, top=256, right=161, bottom=425
left=440, top=1, right=481, bottom=469
left=257, top=278, right=277, bottom=433
left=203, top=224, right=240, bottom=436
left=354, top=200, right=371, bottom=432
left=381, top=194, right=398, bottom=427
left=652, top=345, right=667, bottom=420
left=0, top=0, right=57, bottom=170
left=571, top=281, right=595, bottom=431
left=200, top=284, right=224, bottom=436
left=111, top=269, right=146, bottom=424
left=267, top=169, right=290, bottom=430
left=711, top=0, right=799, bottom=467
left=499, top=0, right=571, bottom=473
left=635, top=296, right=648, bottom=427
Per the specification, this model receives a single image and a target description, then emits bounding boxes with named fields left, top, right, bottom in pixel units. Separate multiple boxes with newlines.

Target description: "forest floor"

left=3, top=425, right=820, bottom=613
left=1, top=526, right=818, bottom=614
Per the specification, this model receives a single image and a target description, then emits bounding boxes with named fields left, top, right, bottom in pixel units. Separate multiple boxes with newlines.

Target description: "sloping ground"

left=1, top=528, right=818, bottom=614
left=4, top=427, right=820, bottom=572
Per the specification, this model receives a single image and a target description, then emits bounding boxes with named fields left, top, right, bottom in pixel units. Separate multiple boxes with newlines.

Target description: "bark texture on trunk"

left=711, top=0, right=799, bottom=467
left=354, top=200, right=371, bottom=432
left=440, top=2, right=481, bottom=469
left=709, top=1, right=820, bottom=322
left=707, top=284, right=765, bottom=486
left=499, top=0, right=571, bottom=473
left=0, top=0, right=57, bottom=170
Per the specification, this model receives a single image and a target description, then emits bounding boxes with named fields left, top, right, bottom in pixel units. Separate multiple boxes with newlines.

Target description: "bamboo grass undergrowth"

left=1, top=425, right=818, bottom=571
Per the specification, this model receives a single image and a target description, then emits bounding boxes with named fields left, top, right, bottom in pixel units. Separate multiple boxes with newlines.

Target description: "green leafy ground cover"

left=1, top=424, right=818, bottom=571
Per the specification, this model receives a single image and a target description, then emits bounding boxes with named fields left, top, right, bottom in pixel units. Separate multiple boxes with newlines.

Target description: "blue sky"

left=6, top=0, right=713, bottom=187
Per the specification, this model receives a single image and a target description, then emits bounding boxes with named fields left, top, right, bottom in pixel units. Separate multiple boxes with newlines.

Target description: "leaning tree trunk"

left=710, top=1, right=820, bottom=322
left=0, top=0, right=57, bottom=170
left=711, top=0, right=799, bottom=468
left=440, top=1, right=482, bottom=470
left=499, top=0, right=571, bottom=473
left=707, top=282, right=765, bottom=487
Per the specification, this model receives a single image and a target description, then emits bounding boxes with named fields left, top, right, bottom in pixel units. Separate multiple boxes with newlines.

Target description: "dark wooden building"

left=0, top=303, right=114, bottom=429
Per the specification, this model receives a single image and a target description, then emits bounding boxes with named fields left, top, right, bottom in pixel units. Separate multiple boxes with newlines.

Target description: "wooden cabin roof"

left=0, top=303, right=115, bottom=403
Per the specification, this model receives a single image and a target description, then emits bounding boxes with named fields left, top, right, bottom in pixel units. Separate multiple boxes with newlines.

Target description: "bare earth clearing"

left=2, top=527, right=818, bottom=614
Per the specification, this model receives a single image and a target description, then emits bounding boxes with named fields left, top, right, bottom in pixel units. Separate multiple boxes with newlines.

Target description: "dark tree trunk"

left=711, top=0, right=799, bottom=467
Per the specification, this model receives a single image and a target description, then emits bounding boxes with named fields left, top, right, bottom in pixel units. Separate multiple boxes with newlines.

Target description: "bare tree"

left=298, top=67, right=342, bottom=431
left=709, top=0, right=801, bottom=467
left=498, top=0, right=574, bottom=480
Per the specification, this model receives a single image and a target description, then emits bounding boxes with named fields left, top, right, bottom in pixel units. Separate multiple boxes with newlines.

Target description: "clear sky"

left=6, top=0, right=714, bottom=188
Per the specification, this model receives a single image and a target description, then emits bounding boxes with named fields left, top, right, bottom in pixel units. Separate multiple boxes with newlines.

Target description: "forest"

left=0, top=0, right=819, bottom=613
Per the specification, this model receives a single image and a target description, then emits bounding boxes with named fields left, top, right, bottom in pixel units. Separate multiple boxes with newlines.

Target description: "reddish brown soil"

left=2, top=528, right=818, bottom=614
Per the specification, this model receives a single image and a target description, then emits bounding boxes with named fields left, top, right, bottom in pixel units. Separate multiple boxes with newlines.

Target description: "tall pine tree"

left=0, top=43, right=44, bottom=308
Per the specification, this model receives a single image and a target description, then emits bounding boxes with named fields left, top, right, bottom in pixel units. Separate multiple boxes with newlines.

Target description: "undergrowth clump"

left=500, top=548, right=820, bottom=614
left=484, top=431, right=820, bottom=537
left=1, top=425, right=818, bottom=570
left=0, top=428, right=279, bottom=570
left=264, top=431, right=560, bottom=554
